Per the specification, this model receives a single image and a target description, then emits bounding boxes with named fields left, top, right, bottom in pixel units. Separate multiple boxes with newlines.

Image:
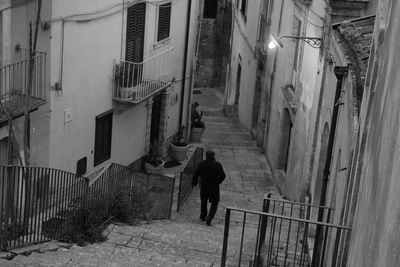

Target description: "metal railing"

left=221, top=196, right=351, bottom=267
left=0, top=53, right=47, bottom=123
left=88, top=163, right=175, bottom=220
left=177, top=147, right=204, bottom=211
left=113, top=46, right=173, bottom=104
left=0, top=166, right=88, bottom=250
left=0, top=162, right=176, bottom=250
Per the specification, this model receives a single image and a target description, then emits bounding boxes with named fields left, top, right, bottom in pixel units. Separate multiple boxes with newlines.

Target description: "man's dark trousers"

left=200, top=188, right=218, bottom=224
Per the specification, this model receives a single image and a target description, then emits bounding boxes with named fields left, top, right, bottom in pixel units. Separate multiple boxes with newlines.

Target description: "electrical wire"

left=294, top=1, right=325, bottom=22
left=51, top=0, right=183, bottom=22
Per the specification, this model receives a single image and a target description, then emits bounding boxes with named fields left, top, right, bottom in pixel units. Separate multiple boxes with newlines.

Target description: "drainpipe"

left=312, top=66, right=348, bottom=266
left=120, top=0, right=125, bottom=60
left=178, top=0, right=192, bottom=139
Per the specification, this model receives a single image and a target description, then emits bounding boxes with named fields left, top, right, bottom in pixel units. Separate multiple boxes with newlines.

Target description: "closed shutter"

left=0, top=138, right=8, bottom=165
left=126, top=3, right=146, bottom=63
left=157, top=3, right=171, bottom=42
left=94, top=111, right=113, bottom=166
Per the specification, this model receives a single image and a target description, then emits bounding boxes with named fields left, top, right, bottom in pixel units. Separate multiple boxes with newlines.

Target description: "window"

left=204, top=0, right=218, bottom=19
left=157, top=2, right=171, bottom=42
left=241, top=0, right=247, bottom=21
left=94, top=111, right=113, bottom=166
left=126, top=3, right=146, bottom=62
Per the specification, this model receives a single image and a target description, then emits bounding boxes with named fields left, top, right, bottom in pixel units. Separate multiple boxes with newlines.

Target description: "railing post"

left=221, top=208, right=231, bottom=267
left=258, top=193, right=271, bottom=248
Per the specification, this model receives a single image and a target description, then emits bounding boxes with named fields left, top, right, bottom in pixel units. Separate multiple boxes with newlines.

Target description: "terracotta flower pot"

left=190, top=127, right=204, bottom=142
left=170, top=142, right=189, bottom=162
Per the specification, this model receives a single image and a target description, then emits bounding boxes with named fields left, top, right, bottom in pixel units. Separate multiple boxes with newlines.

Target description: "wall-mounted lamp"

left=267, top=34, right=322, bottom=49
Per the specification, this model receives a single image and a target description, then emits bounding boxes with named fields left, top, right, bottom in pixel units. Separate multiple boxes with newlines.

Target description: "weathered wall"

left=195, top=0, right=230, bottom=88
left=227, top=0, right=260, bottom=130
left=195, top=19, right=221, bottom=87
left=263, top=0, right=326, bottom=201
left=347, top=1, right=400, bottom=265
left=47, top=0, right=199, bottom=174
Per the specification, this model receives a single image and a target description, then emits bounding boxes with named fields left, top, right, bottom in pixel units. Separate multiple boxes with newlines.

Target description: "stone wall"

left=195, top=19, right=222, bottom=87
left=194, top=1, right=231, bottom=88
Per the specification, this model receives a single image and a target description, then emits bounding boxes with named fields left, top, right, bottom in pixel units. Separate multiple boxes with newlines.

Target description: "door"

left=278, top=109, right=293, bottom=171
left=234, top=63, right=241, bottom=115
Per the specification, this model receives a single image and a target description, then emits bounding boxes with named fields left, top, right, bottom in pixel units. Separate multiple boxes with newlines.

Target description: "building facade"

left=0, top=0, right=201, bottom=177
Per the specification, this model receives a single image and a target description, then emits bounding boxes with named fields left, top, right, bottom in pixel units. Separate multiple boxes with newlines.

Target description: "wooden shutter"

left=157, top=3, right=171, bottom=42
left=126, top=3, right=146, bottom=63
left=94, top=111, right=113, bottom=166
left=0, top=137, right=8, bottom=165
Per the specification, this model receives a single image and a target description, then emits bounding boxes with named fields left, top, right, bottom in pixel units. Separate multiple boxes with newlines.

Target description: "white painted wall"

left=47, top=0, right=198, bottom=174
left=0, top=0, right=52, bottom=167
left=227, top=0, right=260, bottom=130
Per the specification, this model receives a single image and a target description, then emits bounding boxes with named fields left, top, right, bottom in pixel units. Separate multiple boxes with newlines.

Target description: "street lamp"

left=267, top=34, right=322, bottom=49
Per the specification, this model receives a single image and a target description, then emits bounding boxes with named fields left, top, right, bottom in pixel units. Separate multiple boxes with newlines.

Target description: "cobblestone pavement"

left=0, top=88, right=280, bottom=266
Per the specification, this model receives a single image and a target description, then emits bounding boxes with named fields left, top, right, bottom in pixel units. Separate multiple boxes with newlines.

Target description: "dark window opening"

left=241, top=0, right=247, bottom=21
left=76, top=157, right=87, bottom=176
left=94, top=111, right=113, bottom=166
left=204, top=0, right=218, bottom=19
left=157, top=2, right=171, bottom=41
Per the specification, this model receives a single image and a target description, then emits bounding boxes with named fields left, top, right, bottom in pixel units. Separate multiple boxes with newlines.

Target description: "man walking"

left=192, top=150, right=226, bottom=225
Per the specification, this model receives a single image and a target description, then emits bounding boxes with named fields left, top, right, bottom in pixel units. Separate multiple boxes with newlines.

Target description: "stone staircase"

left=0, top=219, right=258, bottom=267
left=0, top=111, right=278, bottom=266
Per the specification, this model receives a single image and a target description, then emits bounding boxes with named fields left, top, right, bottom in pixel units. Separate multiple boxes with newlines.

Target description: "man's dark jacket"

left=192, top=159, right=226, bottom=203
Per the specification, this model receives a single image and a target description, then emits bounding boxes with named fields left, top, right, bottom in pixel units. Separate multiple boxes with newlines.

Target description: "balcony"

left=0, top=52, right=47, bottom=125
left=282, top=84, right=299, bottom=118
left=112, top=47, right=174, bottom=104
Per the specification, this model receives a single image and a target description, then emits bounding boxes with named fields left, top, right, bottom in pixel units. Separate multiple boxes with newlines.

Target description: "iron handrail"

left=263, top=194, right=335, bottom=210
left=226, top=206, right=351, bottom=230
left=119, top=47, right=173, bottom=66
left=221, top=206, right=352, bottom=267
left=0, top=53, right=46, bottom=69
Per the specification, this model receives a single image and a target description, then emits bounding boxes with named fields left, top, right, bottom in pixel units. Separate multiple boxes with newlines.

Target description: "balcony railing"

left=113, top=47, right=174, bottom=104
left=0, top=52, right=47, bottom=124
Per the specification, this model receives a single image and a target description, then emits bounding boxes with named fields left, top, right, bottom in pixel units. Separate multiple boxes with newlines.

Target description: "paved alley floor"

left=1, top=88, right=280, bottom=266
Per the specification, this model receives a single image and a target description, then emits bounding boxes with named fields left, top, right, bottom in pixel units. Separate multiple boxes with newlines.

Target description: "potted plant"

left=190, top=117, right=205, bottom=142
left=170, top=126, right=190, bottom=162
left=143, top=142, right=164, bottom=172
left=114, top=62, right=137, bottom=100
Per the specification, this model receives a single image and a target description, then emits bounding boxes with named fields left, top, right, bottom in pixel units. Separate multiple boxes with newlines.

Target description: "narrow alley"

left=1, top=87, right=279, bottom=266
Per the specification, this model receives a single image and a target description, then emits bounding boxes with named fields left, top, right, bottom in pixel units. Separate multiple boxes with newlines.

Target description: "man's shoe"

left=206, top=221, right=211, bottom=226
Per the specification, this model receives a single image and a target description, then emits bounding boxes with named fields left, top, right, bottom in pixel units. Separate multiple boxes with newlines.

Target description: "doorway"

left=234, top=63, right=242, bottom=115
left=314, top=123, right=330, bottom=205
left=252, top=60, right=264, bottom=137
left=278, top=109, right=293, bottom=171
